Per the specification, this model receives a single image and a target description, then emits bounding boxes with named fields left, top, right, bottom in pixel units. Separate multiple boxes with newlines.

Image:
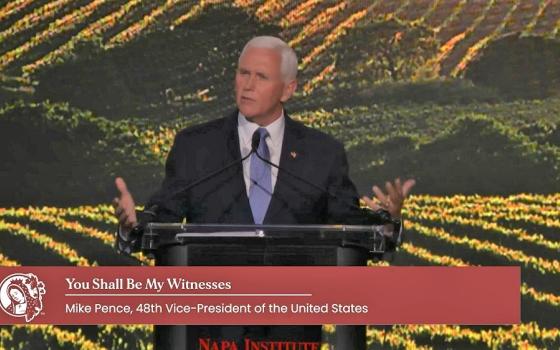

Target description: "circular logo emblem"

left=0, top=273, right=46, bottom=322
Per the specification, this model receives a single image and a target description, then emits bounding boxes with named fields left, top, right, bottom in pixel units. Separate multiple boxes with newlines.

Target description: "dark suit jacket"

left=145, top=110, right=384, bottom=227
left=133, top=111, right=398, bottom=345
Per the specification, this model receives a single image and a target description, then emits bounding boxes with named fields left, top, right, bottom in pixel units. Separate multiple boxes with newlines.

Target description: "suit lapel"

left=264, top=114, right=305, bottom=223
left=223, top=111, right=254, bottom=223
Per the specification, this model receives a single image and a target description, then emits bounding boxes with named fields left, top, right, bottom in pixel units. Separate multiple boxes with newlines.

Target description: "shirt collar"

left=237, top=110, right=285, bottom=148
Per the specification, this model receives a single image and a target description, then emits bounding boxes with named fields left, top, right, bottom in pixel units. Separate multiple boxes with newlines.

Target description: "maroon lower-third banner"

left=0, top=266, right=519, bottom=325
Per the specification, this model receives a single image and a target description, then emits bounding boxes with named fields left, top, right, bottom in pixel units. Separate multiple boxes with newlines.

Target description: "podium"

left=140, top=223, right=390, bottom=350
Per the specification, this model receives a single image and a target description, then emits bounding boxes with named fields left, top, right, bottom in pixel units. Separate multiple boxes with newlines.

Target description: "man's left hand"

left=361, top=178, right=416, bottom=219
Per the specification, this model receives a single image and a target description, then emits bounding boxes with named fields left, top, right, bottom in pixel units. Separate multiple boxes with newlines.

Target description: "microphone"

left=124, top=203, right=159, bottom=243
left=137, top=135, right=259, bottom=224
left=167, top=129, right=264, bottom=202
left=251, top=130, right=261, bottom=152
left=148, top=152, right=254, bottom=217
left=136, top=129, right=392, bottom=229
left=168, top=152, right=253, bottom=200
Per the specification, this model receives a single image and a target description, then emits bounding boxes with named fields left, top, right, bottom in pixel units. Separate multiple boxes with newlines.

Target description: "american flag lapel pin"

left=290, top=151, right=297, bottom=159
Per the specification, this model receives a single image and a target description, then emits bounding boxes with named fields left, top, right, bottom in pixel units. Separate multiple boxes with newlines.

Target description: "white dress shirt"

left=237, top=111, right=285, bottom=196
left=117, top=110, right=403, bottom=251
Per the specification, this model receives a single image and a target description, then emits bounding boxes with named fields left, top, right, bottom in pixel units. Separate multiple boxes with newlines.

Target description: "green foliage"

left=0, top=325, right=94, bottom=350
left=296, top=98, right=560, bottom=195
left=1, top=2, right=559, bottom=349
left=333, top=18, right=439, bottom=82
left=0, top=100, right=162, bottom=206
left=31, top=5, right=280, bottom=121
left=299, top=98, right=560, bottom=145
left=3, top=96, right=560, bottom=205
left=358, top=115, right=560, bottom=195
left=294, top=78, right=502, bottom=111
left=97, top=326, right=152, bottom=350
left=466, top=35, right=560, bottom=100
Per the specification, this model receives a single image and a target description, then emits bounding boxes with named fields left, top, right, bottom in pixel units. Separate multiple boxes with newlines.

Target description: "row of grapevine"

left=445, top=0, right=521, bottom=76
left=398, top=0, right=439, bottom=23
left=434, top=0, right=497, bottom=74
left=0, top=218, right=91, bottom=266
left=529, top=0, right=560, bottom=35
left=2, top=1, right=559, bottom=83
left=0, top=0, right=36, bottom=23
left=0, top=195, right=557, bottom=303
left=0, top=206, right=151, bottom=265
left=0, top=0, right=113, bottom=70
left=5, top=97, right=555, bottom=177
left=104, top=0, right=185, bottom=48
left=21, top=0, right=143, bottom=75
left=1, top=194, right=558, bottom=348
left=0, top=324, right=153, bottom=349
left=407, top=220, right=559, bottom=275
left=0, top=0, right=73, bottom=44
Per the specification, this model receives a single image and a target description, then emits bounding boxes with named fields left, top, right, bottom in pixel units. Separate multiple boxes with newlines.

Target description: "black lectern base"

left=145, top=227, right=375, bottom=350
left=156, top=325, right=323, bottom=350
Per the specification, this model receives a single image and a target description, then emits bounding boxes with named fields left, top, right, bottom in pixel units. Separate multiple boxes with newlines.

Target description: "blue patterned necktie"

left=249, top=128, right=272, bottom=224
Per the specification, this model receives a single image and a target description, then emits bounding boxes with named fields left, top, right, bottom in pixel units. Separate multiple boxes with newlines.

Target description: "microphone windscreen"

left=251, top=130, right=261, bottom=151
left=138, top=204, right=159, bottom=225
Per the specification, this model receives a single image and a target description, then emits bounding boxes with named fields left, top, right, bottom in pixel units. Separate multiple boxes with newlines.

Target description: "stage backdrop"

left=0, top=0, right=559, bottom=348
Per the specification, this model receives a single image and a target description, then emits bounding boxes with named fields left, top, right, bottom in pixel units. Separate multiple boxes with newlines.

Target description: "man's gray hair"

left=239, top=36, right=298, bottom=82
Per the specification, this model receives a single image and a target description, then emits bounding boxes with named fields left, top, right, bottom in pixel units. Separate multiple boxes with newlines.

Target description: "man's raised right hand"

left=113, top=177, right=138, bottom=231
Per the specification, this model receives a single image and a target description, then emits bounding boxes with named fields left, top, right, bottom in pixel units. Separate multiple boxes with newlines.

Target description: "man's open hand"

left=112, top=177, right=137, bottom=231
left=361, top=178, right=416, bottom=219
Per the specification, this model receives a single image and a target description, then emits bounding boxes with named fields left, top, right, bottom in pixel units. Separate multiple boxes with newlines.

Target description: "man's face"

left=235, top=47, right=296, bottom=125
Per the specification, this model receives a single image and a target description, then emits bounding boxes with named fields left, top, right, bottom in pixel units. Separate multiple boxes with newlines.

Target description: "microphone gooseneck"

left=252, top=149, right=394, bottom=224
left=138, top=128, right=393, bottom=226
left=251, top=129, right=261, bottom=152
left=145, top=136, right=259, bottom=219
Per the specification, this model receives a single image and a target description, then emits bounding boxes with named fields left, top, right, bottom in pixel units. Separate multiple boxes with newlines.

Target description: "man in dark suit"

left=114, top=35, right=414, bottom=239
left=113, top=35, right=415, bottom=346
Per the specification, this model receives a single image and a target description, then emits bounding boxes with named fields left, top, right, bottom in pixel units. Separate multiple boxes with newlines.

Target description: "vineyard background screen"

left=0, top=0, right=559, bottom=349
